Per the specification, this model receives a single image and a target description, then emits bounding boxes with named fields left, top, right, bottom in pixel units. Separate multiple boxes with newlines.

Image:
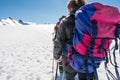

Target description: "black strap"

left=84, top=20, right=99, bottom=80
left=113, top=48, right=120, bottom=80
left=91, top=20, right=98, bottom=39
left=116, top=24, right=120, bottom=39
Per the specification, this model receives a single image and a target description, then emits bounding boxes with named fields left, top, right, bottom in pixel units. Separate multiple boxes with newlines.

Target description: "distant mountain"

left=0, top=18, right=6, bottom=25
left=8, top=17, right=16, bottom=24
left=0, top=17, right=37, bottom=26
left=18, top=19, right=29, bottom=25
left=0, top=17, right=20, bottom=26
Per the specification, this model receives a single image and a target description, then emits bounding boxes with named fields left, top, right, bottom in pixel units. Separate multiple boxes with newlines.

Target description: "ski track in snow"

left=0, top=24, right=119, bottom=80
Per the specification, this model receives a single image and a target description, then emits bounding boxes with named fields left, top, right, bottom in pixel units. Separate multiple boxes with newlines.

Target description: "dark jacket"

left=53, top=13, right=75, bottom=59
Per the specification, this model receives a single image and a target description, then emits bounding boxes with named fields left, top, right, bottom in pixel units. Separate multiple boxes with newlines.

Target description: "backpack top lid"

left=91, top=2, right=120, bottom=24
left=75, top=2, right=120, bottom=39
left=91, top=2, right=120, bottom=38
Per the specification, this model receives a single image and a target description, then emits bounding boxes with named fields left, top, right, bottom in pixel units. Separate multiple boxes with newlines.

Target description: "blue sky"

left=0, top=0, right=120, bottom=24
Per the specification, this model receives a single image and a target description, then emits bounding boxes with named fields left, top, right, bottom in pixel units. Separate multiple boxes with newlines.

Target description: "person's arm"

left=53, top=20, right=67, bottom=60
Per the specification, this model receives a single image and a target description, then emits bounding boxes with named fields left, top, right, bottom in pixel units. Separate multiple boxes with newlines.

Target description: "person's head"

left=67, top=0, right=77, bottom=13
left=75, top=0, right=87, bottom=6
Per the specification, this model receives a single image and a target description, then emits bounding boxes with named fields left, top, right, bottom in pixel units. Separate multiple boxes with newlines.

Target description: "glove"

left=54, top=54, right=63, bottom=62
left=55, top=56, right=62, bottom=62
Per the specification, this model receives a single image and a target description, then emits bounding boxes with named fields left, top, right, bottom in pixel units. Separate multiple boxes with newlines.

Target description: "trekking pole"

left=62, top=70, right=65, bottom=80
left=52, top=58, right=54, bottom=73
left=55, top=62, right=59, bottom=80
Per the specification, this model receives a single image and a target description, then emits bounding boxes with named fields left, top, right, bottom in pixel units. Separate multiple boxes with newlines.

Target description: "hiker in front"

left=53, top=0, right=77, bottom=80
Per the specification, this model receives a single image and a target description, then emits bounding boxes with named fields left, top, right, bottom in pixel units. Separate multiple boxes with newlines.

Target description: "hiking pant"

left=62, top=55, right=95, bottom=80
left=64, top=64, right=95, bottom=80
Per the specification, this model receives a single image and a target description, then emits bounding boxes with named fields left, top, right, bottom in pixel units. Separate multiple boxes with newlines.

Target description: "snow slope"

left=0, top=24, right=54, bottom=80
left=0, top=23, right=119, bottom=80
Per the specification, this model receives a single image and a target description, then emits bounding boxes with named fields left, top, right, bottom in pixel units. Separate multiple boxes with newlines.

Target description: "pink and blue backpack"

left=67, top=2, right=120, bottom=80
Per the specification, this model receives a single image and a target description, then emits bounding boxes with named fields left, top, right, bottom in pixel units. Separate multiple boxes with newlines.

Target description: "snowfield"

left=0, top=24, right=54, bottom=80
left=0, top=24, right=119, bottom=80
